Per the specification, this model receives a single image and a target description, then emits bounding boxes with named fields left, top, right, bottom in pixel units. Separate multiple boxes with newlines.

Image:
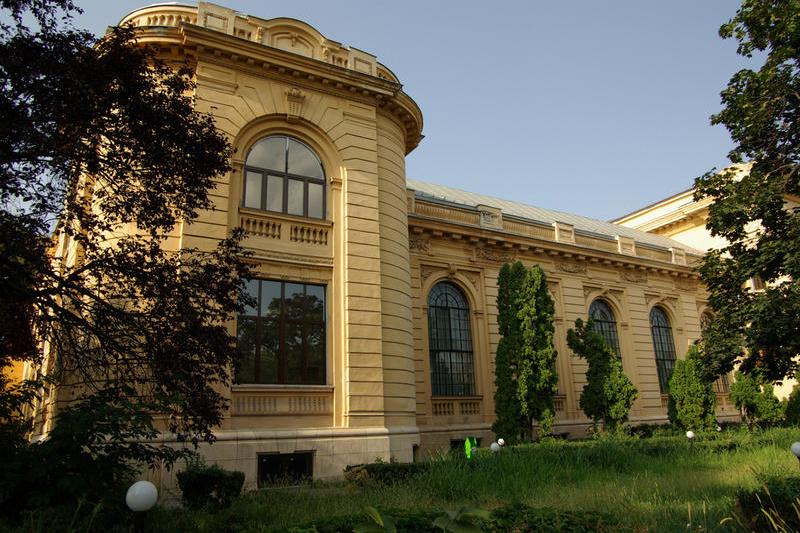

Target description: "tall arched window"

left=650, top=307, right=676, bottom=393
left=427, top=282, right=475, bottom=396
left=242, top=135, right=326, bottom=219
left=589, top=299, right=621, bottom=358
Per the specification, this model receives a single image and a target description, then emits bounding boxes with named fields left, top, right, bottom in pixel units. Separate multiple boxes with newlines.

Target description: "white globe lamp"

left=791, top=442, right=800, bottom=465
left=686, top=430, right=695, bottom=440
left=126, top=480, right=158, bottom=512
left=497, top=438, right=505, bottom=447
left=490, top=442, right=500, bottom=453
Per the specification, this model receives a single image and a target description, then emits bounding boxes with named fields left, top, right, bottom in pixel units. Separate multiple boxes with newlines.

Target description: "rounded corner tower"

left=121, top=1, right=423, bottom=489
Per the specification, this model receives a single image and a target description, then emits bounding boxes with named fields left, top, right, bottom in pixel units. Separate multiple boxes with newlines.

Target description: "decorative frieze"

left=475, top=247, right=515, bottom=263
left=620, top=270, right=647, bottom=283
left=409, top=236, right=430, bottom=254
left=557, top=261, right=587, bottom=274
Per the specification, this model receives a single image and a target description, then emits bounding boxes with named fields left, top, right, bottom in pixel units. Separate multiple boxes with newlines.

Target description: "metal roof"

left=407, top=179, right=703, bottom=255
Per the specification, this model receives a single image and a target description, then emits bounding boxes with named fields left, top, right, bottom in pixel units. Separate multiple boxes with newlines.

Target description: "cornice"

left=129, top=23, right=423, bottom=153
left=408, top=214, right=700, bottom=279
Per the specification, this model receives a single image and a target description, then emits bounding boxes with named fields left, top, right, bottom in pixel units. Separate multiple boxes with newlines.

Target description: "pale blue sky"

left=73, top=1, right=755, bottom=221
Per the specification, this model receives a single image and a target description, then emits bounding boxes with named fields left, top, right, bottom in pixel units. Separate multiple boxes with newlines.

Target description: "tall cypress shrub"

left=493, top=262, right=559, bottom=442
left=492, top=262, right=526, bottom=443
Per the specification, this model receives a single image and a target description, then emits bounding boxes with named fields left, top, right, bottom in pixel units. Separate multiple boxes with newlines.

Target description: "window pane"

left=259, top=318, right=279, bottom=384
left=244, top=171, right=262, bottom=209
left=306, top=323, right=325, bottom=384
left=287, top=179, right=304, bottom=216
left=306, top=285, right=325, bottom=322
left=308, top=182, right=323, bottom=219
left=285, top=321, right=304, bottom=384
left=242, top=279, right=260, bottom=315
left=284, top=283, right=304, bottom=321
left=266, top=175, right=283, bottom=213
left=287, top=138, right=324, bottom=179
left=235, top=318, right=257, bottom=384
left=260, top=280, right=282, bottom=318
left=247, top=137, right=285, bottom=171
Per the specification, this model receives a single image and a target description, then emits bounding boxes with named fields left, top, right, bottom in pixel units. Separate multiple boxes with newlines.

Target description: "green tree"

left=729, top=371, right=784, bottom=425
left=492, top=262, right=558, bottom=441
left=566, top=319, right=637, bottom=432
left=695, top=0, right=800, bottom=383
left=0, top=0, right=250, bottom=517
left=492, top=262, right=526, bottom=443
left=784, top=383, right=800, bottom=425
left=667, top=345, right=717, bottom=430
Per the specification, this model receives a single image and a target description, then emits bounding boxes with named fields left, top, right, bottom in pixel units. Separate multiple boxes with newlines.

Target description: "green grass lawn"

left=152, top=426, right=800, bottom=532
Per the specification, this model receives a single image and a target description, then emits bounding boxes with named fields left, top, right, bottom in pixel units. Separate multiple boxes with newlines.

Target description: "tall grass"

left=151, top=426, right=800, bottom=532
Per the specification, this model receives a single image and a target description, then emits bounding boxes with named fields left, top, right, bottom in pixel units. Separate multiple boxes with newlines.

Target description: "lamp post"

left=791, top=442, right=800, bottom=468
left=686, top=430, right=695, bottom=449
left=126, top=480, right=158, bottom=533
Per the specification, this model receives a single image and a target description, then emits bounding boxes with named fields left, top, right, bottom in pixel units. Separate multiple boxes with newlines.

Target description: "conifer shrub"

left=493, top=262, right=558, bottom=442
left=566, top=318, right=637, bottom=431
left=176, top=458, right=245, bottom=509
left=729, top=371, right=784, bottom=425
left=667, top=345, right=717, bottom=430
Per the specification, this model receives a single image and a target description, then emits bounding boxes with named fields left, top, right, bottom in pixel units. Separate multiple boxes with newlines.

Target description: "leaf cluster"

left=729, top=371, right=784, bottom=425
left=566, top=318, right=637, bottom=431
left=696, top=0, right=800, bottom=382
left=0, top=0, right=252, bottom=518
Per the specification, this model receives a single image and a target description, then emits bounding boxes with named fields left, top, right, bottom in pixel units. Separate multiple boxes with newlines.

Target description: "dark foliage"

left=734, top=476, right=800, bottom=532
left=344, top=461, right=428, bottom=486
left=785, top=383, right=800, bottom=425
left=176, top=459, right=245, bottom=510
left=696, top=0, right=800, bottom=383
left=0, top=0, right=250, bottom=518
left=283, top=503, right=624, bottom=533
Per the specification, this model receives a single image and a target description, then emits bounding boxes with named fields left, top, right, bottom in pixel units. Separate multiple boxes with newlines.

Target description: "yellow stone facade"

left=39, top=2, right=739, bottom=493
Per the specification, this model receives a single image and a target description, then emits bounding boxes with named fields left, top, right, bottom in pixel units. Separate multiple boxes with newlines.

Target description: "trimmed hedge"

left=176, top=462, right=245, bottom=509
left=281, top=503, right=624, bottom=533
left=343, top=461, right=428, bottom=486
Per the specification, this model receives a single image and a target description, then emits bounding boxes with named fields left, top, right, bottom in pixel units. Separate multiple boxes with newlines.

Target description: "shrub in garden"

left=785, top=384, right=800, bottom=426
left=667, top=345, right=717, bottom=430
left=176, top=458, right=245, bottom=509
left=567, top=318, right=637, bottom=432
left=493, top=262, right=559, bottom=442
left=729, top=371, right=784, bottom=425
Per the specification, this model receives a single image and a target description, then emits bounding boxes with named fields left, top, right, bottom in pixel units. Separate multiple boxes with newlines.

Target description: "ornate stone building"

left=41, top=2, right=738, bottom=491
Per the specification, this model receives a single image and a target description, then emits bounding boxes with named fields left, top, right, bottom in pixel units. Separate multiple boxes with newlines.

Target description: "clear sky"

left=72, top=1, right=757, bottom=222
